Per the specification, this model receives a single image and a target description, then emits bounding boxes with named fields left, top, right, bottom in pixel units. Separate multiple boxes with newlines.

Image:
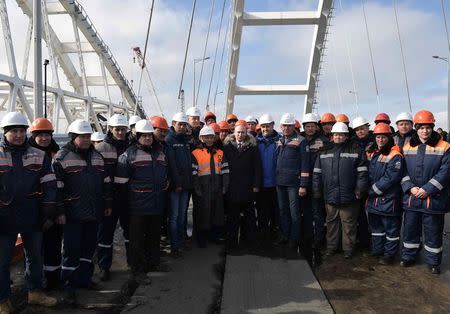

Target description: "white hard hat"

left=279, top=113, right=296, bottom=125
left=245, top=115, right=257, bottom=123
left=352, top=116, right=370, bottom=129
left=129, top=115, right=141, bottom=127
left=199, top=126, right=215, bottom=137
left=302, top=113, right=319, bottom=124
left=331, top=122, right=349, bottom=133
left=135, top=119, right=154, bottom=133
left=395, top=112, right=413, bottom=124
left=186, top=106, right=201, bottom=117
left=172, top=112, right=188, bottom=123
left=1, top=111, right=29, bottom=128
left=312, top=113, right=321, bottom=122
left=91, top=132, right=106, bottom=142
left=259, top=113, right=274, bottom=125
left=108, top=114, right=128, bottom=128
left=68, top=119, right=93, bottom=134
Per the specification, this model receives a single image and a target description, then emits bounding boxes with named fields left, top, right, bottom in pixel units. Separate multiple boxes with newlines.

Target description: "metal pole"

left=193, top=60, right=196, bottom=108
left=44, top=59, right=48, bottom=118
left=447, top=60, right=450, bottom=132
left=33, top=0, right=43, bottom=119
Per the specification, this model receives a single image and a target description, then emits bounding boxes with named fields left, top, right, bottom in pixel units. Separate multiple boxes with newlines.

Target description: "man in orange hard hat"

left=320, top=113, right=336, bottom=139
left=226, top=114, right=238, bottom=132
left=204, top=112, right=216, bottom=125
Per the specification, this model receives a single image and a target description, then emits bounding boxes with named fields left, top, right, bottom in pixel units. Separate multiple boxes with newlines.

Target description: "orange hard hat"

left=321, top=113, right=336, bottom=124
left=209, top=123, right=221, bottom=134
left=413, top=110, right=435, bottom=126
left=294, top=120, right=301, bottom=129
left=235, top=119, right=247, bottom=127
left=335, top=113, right=350, bottom=123
left=218, top=121, right=229, bottom=131
left=30, top=117, right=54, bottom=132
left=226, top=114, right=238, bottom=122
left=373, top=123, right=392, bottom=135
left=204, top=111, right=216, bottom=121
left=149, top=115, right=169, bottom=130
left=375, top=113, right=391, bottom=124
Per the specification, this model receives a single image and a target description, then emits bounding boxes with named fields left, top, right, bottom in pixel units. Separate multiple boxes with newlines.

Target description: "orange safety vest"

left=192, top=148, right=224, bottom=176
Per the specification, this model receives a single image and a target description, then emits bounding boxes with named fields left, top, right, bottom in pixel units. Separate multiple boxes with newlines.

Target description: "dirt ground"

left=315, top=218, right=450, bottom=314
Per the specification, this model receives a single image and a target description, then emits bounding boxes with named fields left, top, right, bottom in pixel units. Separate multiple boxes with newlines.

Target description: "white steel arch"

left=0, top=0, right=146, bottom=133
left=226, top=0, right=333, bottom=115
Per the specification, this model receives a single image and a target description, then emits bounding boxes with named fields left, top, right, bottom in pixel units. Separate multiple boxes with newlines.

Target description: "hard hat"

left=335, top=113, right=350, bottom=123
left=209, top=123, right=221, bottom=134
left=302, top=113, right=319, bottom=124
left=218, top=121, right=229, bottom=131
left=413, top=110, right=435, bottom=126
left=245, top=115, right=257, bottom=123
left=373, top=123, right=392, bottom=135
left=204, top=111, right=216, bottom=121
left=259, top=113, right=274, bottom=125
left=172, top=112, right=188, bottom=123
left=149, top=116, right=169, bottom=130
left=91, top=132, right=106, bottom=142
left=226, top=114, right=238, bottom=122
left=321, top=113, right=336, bottom=124
left=280, top=113, right=295, bottom=125
left=331, top=122, right=349, bottom=133
left=135, top=119, right=154, bottom=133
left=295, top=120, right=301, bottom=129
left=395, top=112, right=413, bottom=124
left=68, top=119, right=93, bottom=134
left=374, top=113, right=391, bottom=124
left=199, top=126, right=215, bottom=137
left=235, top=119, right=247, bottom=127
left=129, top=115, right=141, bottom=127
left=1, top=111, right=29, bottom=128
left=352, top=116, right=370, bottom=129
left=30, top=117, right=54, bottom=132
left=108, top=114, right=128, bottom=128
left=186, top=106, right=201, bottom=117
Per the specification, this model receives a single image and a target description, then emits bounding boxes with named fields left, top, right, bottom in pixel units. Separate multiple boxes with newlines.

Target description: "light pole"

left=213, top=91, right=223, bottom=112
left=432, top=55, right=449, bottom=131
left=43, top=59, right=49, bottom=118
left=193, top=57, right=210, bottom=108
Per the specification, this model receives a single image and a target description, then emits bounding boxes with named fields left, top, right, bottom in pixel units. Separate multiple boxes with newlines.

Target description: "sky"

left=0, top=0, right=449, bottom=129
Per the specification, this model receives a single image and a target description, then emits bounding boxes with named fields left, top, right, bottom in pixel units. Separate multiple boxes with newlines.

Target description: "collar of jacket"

left=64, top=141, right=94, bottom=160
left=256, top=130, right=279, bottom=143
left=367, top=137, right=395, bottom=155
left=28, top=136, right=59, bottom=155
left=409, top=130, right=441, bottom=147
left=168, top=127, right=188, bottom=142
left=394, top=129, right=415, bottom=138
left=1, top=137, right=28, bottom=152
left=224, top=133, right=256, bottom=149
left=105, top=131, right=129, bottom=149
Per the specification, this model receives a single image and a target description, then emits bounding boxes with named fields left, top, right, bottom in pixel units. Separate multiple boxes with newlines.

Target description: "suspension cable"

left=195, top=0, right=216, bottom=108
left=206, top=0, right=227, bottom=111
left=361, top=0, right=381, bottom=110
left=178, top=0, right=197, bottom=101
left=393, top=0, right=412, bottom=112
left=441, top=0, right=450, bottom=52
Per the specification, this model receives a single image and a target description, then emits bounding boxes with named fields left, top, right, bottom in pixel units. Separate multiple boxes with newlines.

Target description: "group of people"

left=0, top=106, right=449, bottom=313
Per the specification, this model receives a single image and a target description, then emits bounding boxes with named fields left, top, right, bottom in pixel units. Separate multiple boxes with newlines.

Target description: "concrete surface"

left=221, top=254, right=333, bottom=314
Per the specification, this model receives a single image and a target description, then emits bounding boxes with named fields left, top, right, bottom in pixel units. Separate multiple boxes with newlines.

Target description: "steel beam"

left=242, top=11, right=320, bottom=26
left=235, top=85, right=308, bottom=95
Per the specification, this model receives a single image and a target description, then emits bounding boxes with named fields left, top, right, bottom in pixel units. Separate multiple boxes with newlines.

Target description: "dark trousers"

left=129, top=214, right=161, bottom=274
left=0, top=231, right=43, bottom=303
left=227, top=201, right=257, bottom=246
left=97, top=206, right=130, bottom=270
left=43, top=224, right=63, bottom=288
left=357, top=199, right=371, bottom=249
left=256, top=187, right=279, bottom=242
left=311, top=197, right=326, bottom=248
left=368, top=213, right=401, bottom=257
left=62, top=221, right=98, bottom=290
left=402, top=211, right=445, bottom=266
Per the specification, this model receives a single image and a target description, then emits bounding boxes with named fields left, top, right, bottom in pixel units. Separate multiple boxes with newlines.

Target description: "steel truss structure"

left=226, top=0, right=333, bottom=115
left=0, top=0, right=145, bottom=133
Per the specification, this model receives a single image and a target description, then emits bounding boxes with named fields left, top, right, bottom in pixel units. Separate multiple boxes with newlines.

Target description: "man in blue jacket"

left=256, top=114, right=280, bottom=249
left=276, top=113, right=310, bottom=255
left=165, top=112, right=192, bottom=257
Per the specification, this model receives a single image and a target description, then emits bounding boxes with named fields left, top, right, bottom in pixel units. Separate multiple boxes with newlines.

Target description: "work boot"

left=98, top=269, right=110, bottom=282
left=132, top=273, right=152, bottom=285
left=343, top=250, right=353, bottom=259
left=400, top=259, right=415, bottom=267
left=169, top=248, right=182, bottom=259
left=0, top=299, right=12, bottom=314
left=429, top=265, right=441, bottom=275
left=325, top=249, right=337, bottom=257
left=28, top=290, right=58, bottom=307
left=63, top=290, right=76, bottom=305
left=378, top=256, right=395, bottom=265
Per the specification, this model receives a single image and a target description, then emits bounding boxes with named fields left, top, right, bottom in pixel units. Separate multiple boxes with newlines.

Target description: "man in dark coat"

left=223, top=123, right=262, bottom=250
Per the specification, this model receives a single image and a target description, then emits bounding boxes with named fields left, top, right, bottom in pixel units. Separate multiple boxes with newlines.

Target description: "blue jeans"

left=277, top=186, right=301, bottom=242
left=0, top=231, right=43, bottom=302
left=169, top=190, right=189, bottom=249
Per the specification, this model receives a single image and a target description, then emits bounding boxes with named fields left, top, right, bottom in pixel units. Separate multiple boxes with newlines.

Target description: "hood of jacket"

left=224, top=133, right=257, bottom=148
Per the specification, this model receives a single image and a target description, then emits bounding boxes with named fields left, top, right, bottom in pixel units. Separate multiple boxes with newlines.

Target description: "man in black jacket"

left=313, top=122, right=368, bottom=259
left=223, top=123, right=262, bottom=250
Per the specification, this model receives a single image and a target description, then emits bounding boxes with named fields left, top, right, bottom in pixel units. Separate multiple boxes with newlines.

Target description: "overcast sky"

left=0, top=0, right=449, bottom=129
